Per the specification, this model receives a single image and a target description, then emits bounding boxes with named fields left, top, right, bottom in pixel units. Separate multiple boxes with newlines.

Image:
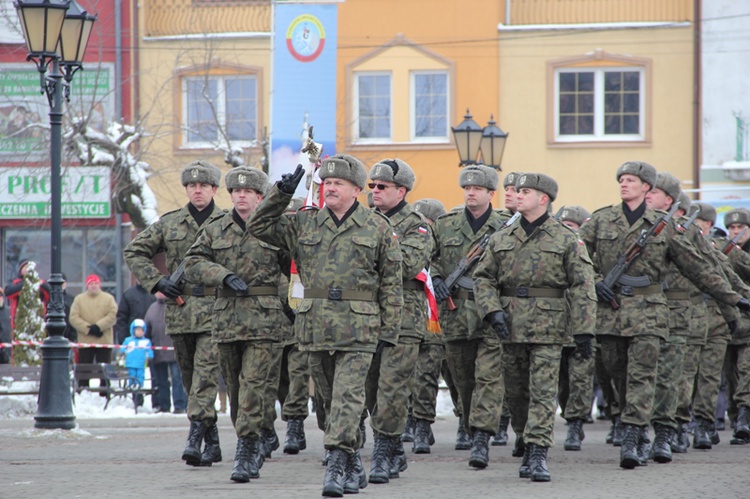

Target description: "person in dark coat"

left=0, top=288, right=12, bottom=364
left=145, top=292, right=187, bottom=413
left=115, top=282, right=156, bottom=345
left=62, top=275, right=77, bottom=343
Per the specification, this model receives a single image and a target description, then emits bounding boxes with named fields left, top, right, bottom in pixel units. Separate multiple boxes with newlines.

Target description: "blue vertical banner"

left=270, top=2, right=338, bottom=192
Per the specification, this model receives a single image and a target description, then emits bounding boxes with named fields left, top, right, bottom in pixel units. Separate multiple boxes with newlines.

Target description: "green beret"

left=225, top=166, right=268, bottom=194
left=181, top=160, right=221, bottom=187
left=503, top=171, right=524, bottom=188
left=724, top=208, right=750, bottom=227
left=694, top=202, right=716, bottom=225
left=558, top=205, right=591, bottom=226
left=459, top=165, right=499, bottom=191
left=319, top=154, right=367, bottom=189
left=516, top=173, right=558, bottom=202
left=654, top=172, right=681, bottom=203
left=369, top=158, right=416, bottom=191
left=413, top=198, right=446, bottom=222
left=616, top=161, right=656, bottom=189
left=678, top=191, right=692, bottom=214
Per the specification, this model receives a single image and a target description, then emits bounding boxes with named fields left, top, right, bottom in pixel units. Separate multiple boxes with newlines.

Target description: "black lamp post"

left=451, top=109, right=509, bottom=170
left=14, top=0, right=96, bottom=430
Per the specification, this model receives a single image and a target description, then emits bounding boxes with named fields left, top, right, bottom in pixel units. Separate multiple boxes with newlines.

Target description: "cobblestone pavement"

left=2, top=412, right=750, bottom=499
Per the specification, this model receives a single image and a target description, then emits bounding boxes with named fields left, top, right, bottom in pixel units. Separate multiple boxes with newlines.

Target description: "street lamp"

left=14, top=0, right=97, bottom=430
left=451, top=109, right=509, bottom=170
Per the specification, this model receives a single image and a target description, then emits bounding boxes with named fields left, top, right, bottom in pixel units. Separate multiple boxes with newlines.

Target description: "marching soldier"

left=431, top=165, right=506, bottom=470
left=364, top=159, right=434, bottom=482
left=124, top=160, right=224, bottom=467
left=248, top=155, right=403, bottom=497
left=578, top=161, right=750, bottom=469
left=184, top=167, right=291, bottom=482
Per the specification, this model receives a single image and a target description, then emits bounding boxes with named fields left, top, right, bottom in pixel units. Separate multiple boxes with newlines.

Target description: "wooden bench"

left=0, top=365, right=43, bottom=396
left=74, top=363, right=156, bottom=414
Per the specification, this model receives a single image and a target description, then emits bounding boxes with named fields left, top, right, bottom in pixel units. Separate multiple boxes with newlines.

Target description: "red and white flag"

left=415, top=269, right=441, bottom=334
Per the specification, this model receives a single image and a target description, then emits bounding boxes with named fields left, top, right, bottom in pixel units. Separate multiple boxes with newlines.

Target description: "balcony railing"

left=508, top=0, right=693, bottom=25
left=143, top=0, right=271, bottom=38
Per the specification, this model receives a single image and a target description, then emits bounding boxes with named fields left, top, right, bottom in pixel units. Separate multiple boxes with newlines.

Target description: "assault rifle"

left=167, top=260, right=187, bottom=306
left=441, top=211, right=521, bottom=310
left=600, top=202, right=680, bottom=310
left=722, top=227, right=749, bottom=255
left=676, top=208, right=700, bottom=233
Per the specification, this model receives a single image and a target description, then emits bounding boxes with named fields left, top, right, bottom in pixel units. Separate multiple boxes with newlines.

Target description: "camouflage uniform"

left=248, top=184, right=403, bottom=455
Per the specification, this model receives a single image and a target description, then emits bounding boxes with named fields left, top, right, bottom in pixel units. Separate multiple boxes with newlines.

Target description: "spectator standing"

left=0, top=288, right=11, bottom=364
left=115, top=281, right=156, bottom=345
left=146, top=292, right=187, bottom=414
left=120, top=318, right=154, bottom=407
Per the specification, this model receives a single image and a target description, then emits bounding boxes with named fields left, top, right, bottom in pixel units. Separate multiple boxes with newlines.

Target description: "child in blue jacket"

left=120, top=318, right=153, bottom=389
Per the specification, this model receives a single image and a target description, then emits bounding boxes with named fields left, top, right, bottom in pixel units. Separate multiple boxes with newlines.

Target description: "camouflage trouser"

left=595, top=345, right=619, bottom=419
left=503, top=343, right=562, bottom=447
left=261, top=342, right=284, bottom=429
left=650, top=337, right=686, bottom=429
left=445, top=337, right=504, bottom=435
left=676, top=344, right=702, bottom=424
left=309, top=350, right=373, bottom=454
left=558, top=346, right=595, bottom=421
left=724, top=343, right=750, bottom=423
left=218, top=341, right=274, bottom=438
left=409, top=343, right=444, bottom=423
left=278, top=343, right=310, bottom=421
left=172, top=332, right=220, bottom=424
left=599, top=335, right=661, bottom=427
left=692, top=335, right=728, bottom=422
left=365, top=341, right=419, bottom=436
left=441, top=359, right=462, bottom=418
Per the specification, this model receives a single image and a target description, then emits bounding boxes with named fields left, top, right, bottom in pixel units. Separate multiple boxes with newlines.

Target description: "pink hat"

left=85, top=274, right=101, bottom=287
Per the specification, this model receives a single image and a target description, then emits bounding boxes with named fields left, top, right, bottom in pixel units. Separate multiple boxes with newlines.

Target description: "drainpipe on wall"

left=693, top=0, right=702, bottom=197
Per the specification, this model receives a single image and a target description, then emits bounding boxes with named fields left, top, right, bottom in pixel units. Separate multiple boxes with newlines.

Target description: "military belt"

left=616, top=283, right=662, bottom=297
left=454, top=288, right=474, bottom=301
left=304, top=288, right=376, bottom=301
left=403, top=280, right=425, bottom=291
left=501, top=287, right=565, bottom=298
left=664, top=290, right=692, bottom=301
left=216, top=287, right=278, bottom=298
left=182, top=286, right=218, bottom=297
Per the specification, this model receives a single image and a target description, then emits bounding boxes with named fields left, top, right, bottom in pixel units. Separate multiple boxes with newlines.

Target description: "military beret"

left=515, top=173, right=558, bottom=202
left=225, top=166, right=268, bottom=194
left=503, top=171, right=524, bottom=188
left=654, top=172, right=681, bottom=203
left=369, top=158, right=416, bottom=191
left=285, top=197, right=305, bottom=213
left=319, top=154, right=367, bottom=189
left=413, top=198, right=447, bottom=222
left=459, top=165, right=499, bottom=191
left=181, top=160, right=221, bottom=187
left=724, top=208, right=750, bottom=227
left=678, top=191, right=692, bottom=214
left=558, top=205, right=591, bottom=226
left=694, top=202, right=716, bottom=225
left=616, top=161, right=657, bottom=189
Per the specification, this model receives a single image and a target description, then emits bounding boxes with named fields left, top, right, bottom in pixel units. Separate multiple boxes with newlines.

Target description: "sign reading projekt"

left=0, top=166, right=111, bottom=219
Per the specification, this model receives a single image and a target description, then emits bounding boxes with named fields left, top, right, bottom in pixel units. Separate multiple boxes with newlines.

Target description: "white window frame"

left=410, top=70, right=450, bottom=143
left=554, top=66, right=645, bottom=143
left=353, top=71, right=393, bottom=144
left=181, top=75, right=257, bottom=149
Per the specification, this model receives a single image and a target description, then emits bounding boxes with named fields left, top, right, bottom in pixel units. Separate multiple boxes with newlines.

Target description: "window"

left=555, top=67, right=644, bottom=142
left=354, top=72, right=391, bottom=142
left=411, top=71, right=449, bottom=141
left=182, top=75, right=257, bottom=147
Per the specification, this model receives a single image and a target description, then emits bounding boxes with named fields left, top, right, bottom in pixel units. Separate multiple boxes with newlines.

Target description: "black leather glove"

left=486, top=311, right=510, bottom=341
left=595, top=281, right=616, bottom=304
left=375, top=340, right=393, bottom=356
left=88, top=324, right=102, bottom=338
left=278, top=164, right=305, bottom=194
left=155, top=277, right=181, bottom=299
left=737, top=298, right=750, bottom=312
left=432, top=276, right=451, bottom=302
left=574, top=334, right=594, bottom=360
left=223, top=274, right=248, bottom=293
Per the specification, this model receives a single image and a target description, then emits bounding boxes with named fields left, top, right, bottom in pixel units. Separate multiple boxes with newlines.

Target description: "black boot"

left=612, top=416, right=624, bottom=447
left=322, top=449, right=348, bottom=497
left=249, top=435, right=266, bottom=474
left=200, top=422, right=222, bottom=466
left=401, top=414, right=415, bottom=443
left=368, top=433, right=393, bottom=484
left=492, top=414, right=510, bottom=446
left=389, top=439, right=407, bottom=478
left=619, top=424, right=640, bottom=469
left=455, top=418, right=472, bottom=450
left=708, top=421, right=720, bottom=445
left=468, top=430, right=490, bottom=469
left=671, top=422, right=690, bottom=453
left=284, top=417, right=307, bottom=454
left=512, top=435, right=525, bottom=458
left=528, top=443, right=551, bottom=482
left=182, top=420, right=207, bottom=466
left=564, top=419, right=584, bottom=451
left=606, top=419, right=615, bottom=444
left=733, top=406, right=750, bottom=440
left=343, top=450, right=367, bottom=494
left=230, top=436, right=254, bottom=483
left=261, top=427, right=279, bottom=458
left=359, top=417, right=367, bottom=449
left=321, top=449, right=331, bottom=466
left=693, top=418, right=713, bottom=449
left=651, top=423, right=673, bottom=463
left=518, top=445, right=531, bottom=478
left=637, top=426, right=650, bottom=466
left=413, top=419, right=432, bottom=454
